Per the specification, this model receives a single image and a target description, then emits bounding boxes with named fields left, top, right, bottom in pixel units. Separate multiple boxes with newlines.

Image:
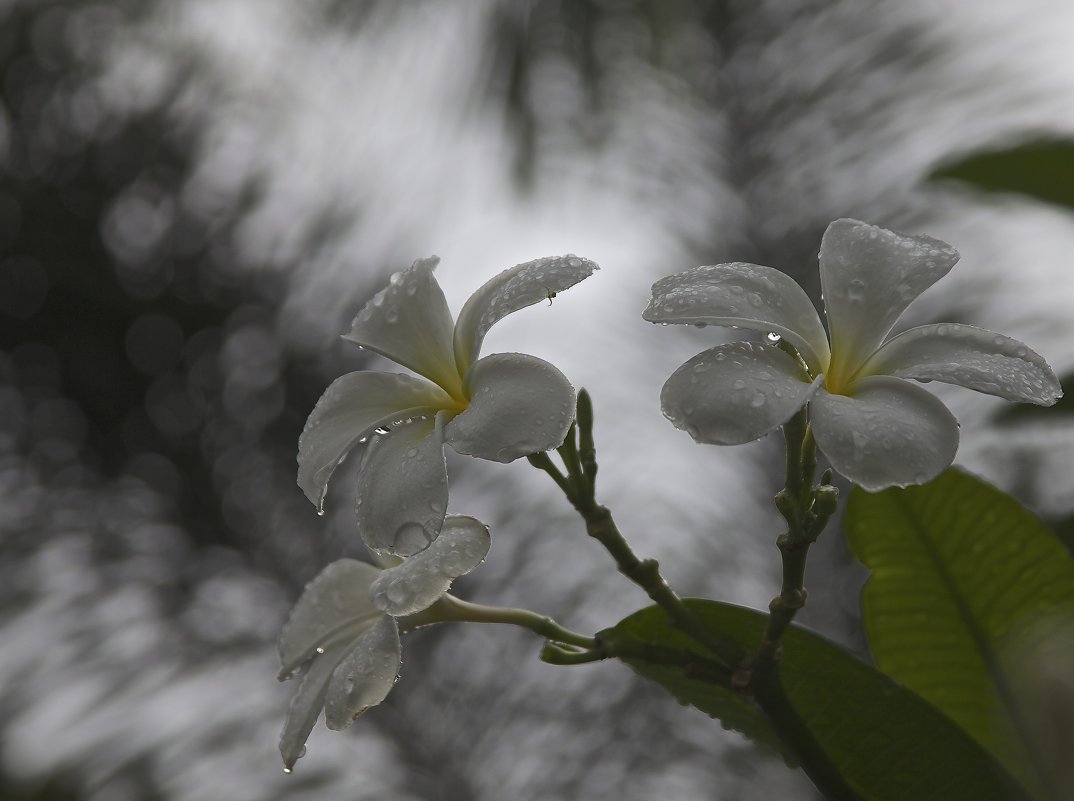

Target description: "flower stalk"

left=745, top=409, right=839, bottom=681
left=531, top=390, right=741, bottom=668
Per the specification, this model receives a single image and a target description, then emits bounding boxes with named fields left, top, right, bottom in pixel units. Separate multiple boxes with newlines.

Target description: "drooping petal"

left=444, top=353, right=576, bottom=462
left=324, top=615, right=401, bottom=731
left=810, top=376, right=959, bottom=492
left=642, top=263, right=830, bottom=374
left=342, top=257, right=464, bottom=397
left=297, top=371, right=452, bottom=511
left=279, top=645, right=350, bottom=771
left=369, top=515, right=491, bottom=616
left=660, top=341, right=822, bottom=445
left=278, top=559, right=383, bottom=680
left=356, top=413, right=449, bottom=557
left=819, top=219, right=960, bottom=390
left=452, top=255, right=599, bottom=375
left=858, top=323, right=1063, bottom=406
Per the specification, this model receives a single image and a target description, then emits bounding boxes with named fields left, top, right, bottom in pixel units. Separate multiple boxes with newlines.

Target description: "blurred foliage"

left=931, top=138, right=1074, bottom=212
left=846, top=469, right=1074, bottom=800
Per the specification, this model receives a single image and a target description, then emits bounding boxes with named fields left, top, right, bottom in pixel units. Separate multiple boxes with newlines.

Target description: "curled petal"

left=452, top=255, right=599, bottom=374
left=324, top=615, right=401, bottom=731
left=370, top=516, right=491, bottom=616
left=356, top=414, right=449, bottom=557
left=297, top=371, right=451, bottom=511
left=819, top=219, right=959, bottom=387
left=279, top=644, right=350, bottom=771
left=660, top=342, right=821, bottom=445
left=810, top=376, right=959, bottom=492
left=643, top=263, right=830, bottom=374
left=859, top=323, right=1063, bottom=406
left=343, top=257, right=463, bottom=397
left=278, top=559, right=383, bottom=680
left=445, top=353, right=576, bottom=462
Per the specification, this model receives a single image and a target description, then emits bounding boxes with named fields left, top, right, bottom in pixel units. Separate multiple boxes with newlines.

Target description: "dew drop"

left=766, top=332, right=782, bottom=343
left=394, top=522, right=432, bottom=554
left=315, top=646, right=325, bottom=654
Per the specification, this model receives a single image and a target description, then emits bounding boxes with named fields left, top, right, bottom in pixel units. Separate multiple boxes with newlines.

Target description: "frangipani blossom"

left=278, top=515, right=490, bottom=771
left=299, top=254, right=597, bottom=555
left=644, top=218, right=1062, bottom=491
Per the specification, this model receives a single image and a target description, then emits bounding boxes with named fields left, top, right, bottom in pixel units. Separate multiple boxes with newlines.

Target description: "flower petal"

left=278, top=559, right=383, bottom=680
left=324, top=615, right=401, bottom=731
left=369, top=515, right=491, bottom=616
left=356, top=413, right=449, bottom=557
left=297, top=371, right=452, bottom=512
left=279, top=645, right=350, bottom=771
left=452, top=255, right=599, bottom=374
left=642, top=263, right=830, bottom=373
left=810, top=376, right=959, bottom=492
left=444, top=353, right=576, bottom=462
left=660, top=341, right=821, bottom=445
left=342, top=257, right=463, bottom=396
left=819, top=219, right=960, bottom=389
left=859, top=323, right=1063, bottom=406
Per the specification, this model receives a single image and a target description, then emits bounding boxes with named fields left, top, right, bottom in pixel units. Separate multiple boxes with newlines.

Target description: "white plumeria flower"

left=277, top=515, right=490, bottom=771
left=644, top=218, right=1062, bottom=491
left=298, top=254, right=598, bottom=555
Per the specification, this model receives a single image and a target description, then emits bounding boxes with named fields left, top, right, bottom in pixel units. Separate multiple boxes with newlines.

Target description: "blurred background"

left=2, top=1, right=1073, bottom=799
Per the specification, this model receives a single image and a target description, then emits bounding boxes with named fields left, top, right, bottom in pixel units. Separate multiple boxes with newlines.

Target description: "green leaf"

left=929, top=138, right=1074, bottom=212
left=604, top=600, right=1031, bottom=801
left=845, top=468, right=1074, bottom=801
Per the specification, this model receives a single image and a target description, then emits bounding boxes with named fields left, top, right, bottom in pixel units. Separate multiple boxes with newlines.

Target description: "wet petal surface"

left=324, top=615, right=401, bottom=731
left=819, top=219, right=959, bottom=389
left=643, top=262, right=830, bottom=373
left=445, top=353, right=576, bottom=462
left=453, top=255, right=598, bottom=374
left=343, top=257, right=463, bottom=396
left=297, top=371, right=451, bottom=511
left=356, top=414, right=448, bottom=557
left=370, top=515, right=491, bottom=616
left=859, top=323, right=1063, bottom=405
left=279, top=643, right=350, bottom=771
left=810, top=376, right=959, bottom=491
left=660, top=341, right=820, bottom=445
left=278, top=559, right=383, bottom=679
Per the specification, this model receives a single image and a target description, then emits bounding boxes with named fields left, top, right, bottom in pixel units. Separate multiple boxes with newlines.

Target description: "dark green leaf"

left=604, top=600, right=1031, bottom=801
left=845, top=468, right=1074, bottom=800
left=929, top=139, right=1074, bottom=212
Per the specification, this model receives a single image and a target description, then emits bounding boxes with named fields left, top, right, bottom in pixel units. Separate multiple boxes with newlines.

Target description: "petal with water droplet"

left=445, top=353, right=576, bottom=462
left=810, top=376, right=959, bottom=492
left=660, top=342, right=821, bottom=445
left=819, top=219, right=959, bottom=387
left=324, top=615, right=401, bottom=731
left=279, top=643, right=351, bottom=771
left=297, top=371, right=451, bottom=511
left=343, top=257, right=463, bottom=396
left=642, top=263, right=830, bottom=374
left=278, top=559, right=383, bottom=679
left=452, top=255, right=599, bottom=374
left=370, top=515, right=491, bottom=616
left=858, top=323, right=1062, bottom=405
left=356, top=414, right=449, bottom=556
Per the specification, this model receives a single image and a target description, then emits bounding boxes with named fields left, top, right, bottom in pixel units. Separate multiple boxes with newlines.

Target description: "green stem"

left=750, top=410, right=838, bottom=676
left=406, top=593, right=598, bottom=650
left=540, top=642, right=610, bottom=665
